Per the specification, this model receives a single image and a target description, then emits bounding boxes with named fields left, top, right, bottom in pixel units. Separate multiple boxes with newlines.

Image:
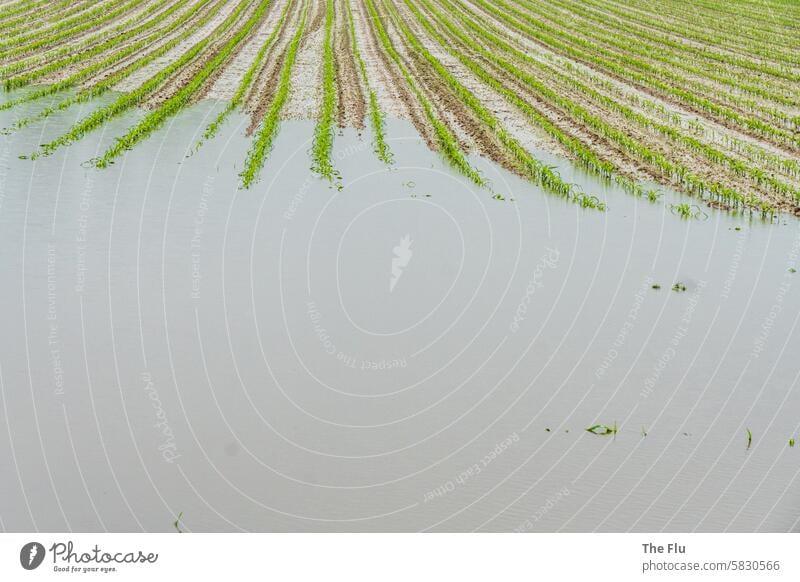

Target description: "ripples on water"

left=0, top=96, right=799, bottom=531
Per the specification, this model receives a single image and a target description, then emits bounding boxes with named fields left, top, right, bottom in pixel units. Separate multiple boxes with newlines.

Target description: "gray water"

left=1, top=93, right=799, bottom=532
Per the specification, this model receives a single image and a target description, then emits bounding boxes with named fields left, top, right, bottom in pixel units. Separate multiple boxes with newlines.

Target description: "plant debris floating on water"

left=173, top=512, right=184, bottom=533
left=670, top=202, right=706, bottom=220
left=586, top=421, right=618, bottom=435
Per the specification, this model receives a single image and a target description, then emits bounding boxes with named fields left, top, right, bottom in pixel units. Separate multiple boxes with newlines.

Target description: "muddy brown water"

left=1, top=93, right=799, bottom=532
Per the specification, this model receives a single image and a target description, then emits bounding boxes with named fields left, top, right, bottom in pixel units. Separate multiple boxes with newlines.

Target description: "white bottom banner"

left=0, top=533, right=796, bottom=581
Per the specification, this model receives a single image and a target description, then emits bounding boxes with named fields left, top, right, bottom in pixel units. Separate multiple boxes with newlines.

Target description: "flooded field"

left=1, top=97, right=800, bottom=532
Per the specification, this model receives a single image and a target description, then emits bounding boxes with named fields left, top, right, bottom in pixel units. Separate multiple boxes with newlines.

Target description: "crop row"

left=0, top=0, right=166, bottom=79
left=531, top=0, right=800, bottom=86
left=345, top=0, right=392, bottom=164
left=424, top=0, right=779, bottom=214
left=4, top=0, right=228, bottom=134
left=0, top=0, right=77, bottom=36
left=199, top=0, right=296, bottom=147
left=0, top=0, right=53, bottom=21
left=362, top=0, right=487, bottom=189
left=310, top=0, right=338, bottom=184
left=2, top=0, right=193, bottom=91
left=240, top=0, right=310, bottom=188
left=482, top=0, right=800, bottom=149
left=605, top=0, right=800, bottom=43
left=584, top=0, right=800, bottom=69
left=95, top=0, right=275, bottom=168
left=467, top=0, right=799, bottom=201
left=1, top=0, right=109, bottom=40
left=0, top=0, right=795, bottom=215
left=553, top=58, right=800, bottom=185
left=412, top=0, right=656, bottom=202
left=536, top=0, right=800, bottom=113
left=29, top=0, right=254, bottom=159
left=0, top=0, right=147, bottom=59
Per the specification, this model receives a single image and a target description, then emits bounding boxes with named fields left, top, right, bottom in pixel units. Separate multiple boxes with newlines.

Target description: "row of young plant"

left=455, top=0, right=800, bottom=204
left=3, top=0, right=392, bottom=190
left=240, top=0, right=309, bottom=188
left=409, top=0, right=655, bottom=204
left=467, top=0, right=787, bottom=213
left=701, top=0, right=798, bottom=28
left=534, top=0, right=800, bottom=115
left=479, top=0, right=799, bottom=151
left=432, top=0, right=775, bottom=215
left=0, top=0, right=170, bottom=77
left=198, top=0, right=296, bottom=148
left=0, top=0, right=83, bottom=26
left=95, top=0, right=275, bottom=168
left=721, top=135, right=800, bottom=182
left=310, top=0, right=339, bottom=184
left=506, top=0, right=799, bottom=129
left=625, top=0, right=797, bottom=35
left=0, top=0, right=147, bottom=59
left=0, top=0, right=787, bottom=214
left=610, top=0, right=800, bottom=44
left=4, top=0, right=228, bottom=135
left=2, top=0, right=193, bottom=90
left=362, top=0, right=487, bottom=190
left=0, top=0, right=108, bottom=39
left=0, top=0, right=78, bottom=36
left=384, top=0, right=605, bottom=209
left=0, top=0, right=54, bottom=21
left=585, top=0, right=800, bottom=70
left=27, top=0, right=255, bottom=159
left=559, top=59, right=800, bottom=184
left=345, top=0, right=392, bottom=164
left=531, top=0, right=800, bottom=89
left=486, top=1, right=795, bottom=204
left=569, top=3, right=800, bottom=109
left=0, top=0, right=127, bottom=39
left=552, top=57, right=685, bottom=131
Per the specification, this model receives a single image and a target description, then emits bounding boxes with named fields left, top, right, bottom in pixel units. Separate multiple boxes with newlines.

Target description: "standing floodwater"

left=1, top=97, right=799, bottom=532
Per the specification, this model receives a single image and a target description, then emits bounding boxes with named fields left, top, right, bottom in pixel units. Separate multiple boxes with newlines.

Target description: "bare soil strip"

left=282, top=0, right=324, bottom=119
left=334, top=0, right=365, bottom=129
left=205, top=0, right=290, bottom=101
left=87, top=0, right=225, bottom=88
left=113, top=0, right=243, bottom=93
left=245, top=0, right=304, bottom=133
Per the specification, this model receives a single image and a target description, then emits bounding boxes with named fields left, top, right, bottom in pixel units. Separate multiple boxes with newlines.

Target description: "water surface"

left=1, top=95, right=799, bottom=531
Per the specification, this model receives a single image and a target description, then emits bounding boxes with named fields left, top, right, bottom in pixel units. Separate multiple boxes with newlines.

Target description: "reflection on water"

left=1, top=95, right=799, bottom=531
